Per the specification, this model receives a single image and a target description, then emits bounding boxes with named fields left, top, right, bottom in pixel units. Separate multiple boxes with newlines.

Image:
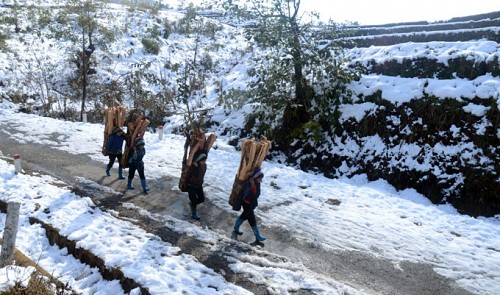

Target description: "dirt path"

left=0, top=122, right=474, bottom=295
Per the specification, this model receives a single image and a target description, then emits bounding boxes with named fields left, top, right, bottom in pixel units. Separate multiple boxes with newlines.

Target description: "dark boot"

left=140, top=179, right=150, bottom=194
left=233, top=217, right=244, bottom=235
left=118, top=167, right=125, bottom=179
left=251, top=225, right=266, bottom=242
left=190, top=202, right=200, bottom=220
left=127, top=178, right=135, bottom=190
left=106, top=166, right=111, bottom=176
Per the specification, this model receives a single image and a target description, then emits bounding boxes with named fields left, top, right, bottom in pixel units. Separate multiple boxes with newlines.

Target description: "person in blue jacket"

left=127, top=138, right=150, bottom=194
left=106, top=126, right=127, bottom=179
left=233, top=167, right=266, bottom=242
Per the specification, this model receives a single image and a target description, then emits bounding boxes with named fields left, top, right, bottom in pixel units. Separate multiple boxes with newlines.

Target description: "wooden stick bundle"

left=121, top=110, right=150, bottom=168
left=178, top=130, right=217, bottom=192
left=187, top=130, right=217, bottom=165
left=129, top=116, right=150, bottom=147
left=228, top=136, right=271, bottom=209
left=102, top=105, right=126, bottom=156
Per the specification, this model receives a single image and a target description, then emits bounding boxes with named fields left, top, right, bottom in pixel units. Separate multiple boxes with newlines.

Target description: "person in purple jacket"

left=233, top=167, right=266, bottom=242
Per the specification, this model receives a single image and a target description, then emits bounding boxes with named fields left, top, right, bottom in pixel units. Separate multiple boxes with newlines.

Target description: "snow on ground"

left=0, top=154, right=252, bottom=294
left=0, top=104, right=499, bottom=295
left=0, top=2, right=499, bottom=294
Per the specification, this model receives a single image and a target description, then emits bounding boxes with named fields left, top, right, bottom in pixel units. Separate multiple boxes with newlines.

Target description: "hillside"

left=329, top=12, right=500, bottom=216
left=341, top=11, right=500, bottom=47
left=0, top=1, right=498, bottom=217
left=0, top=2, right=499, bottom=295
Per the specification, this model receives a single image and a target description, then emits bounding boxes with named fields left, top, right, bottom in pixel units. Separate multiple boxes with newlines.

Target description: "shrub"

left=163, top=21, right=171, bottom=39
left=147, top=24, right=161, bottom=39
left=141, top=37, right=160, bottom=55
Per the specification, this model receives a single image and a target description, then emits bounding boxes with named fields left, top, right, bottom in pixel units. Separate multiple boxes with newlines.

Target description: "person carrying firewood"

left=127, top=138, right=150, bottom=194
left=106, top=126, right=127, bottom=179
left=186, top=150, right=208, bottom=220
left=233, top=167, right=267, bottom=242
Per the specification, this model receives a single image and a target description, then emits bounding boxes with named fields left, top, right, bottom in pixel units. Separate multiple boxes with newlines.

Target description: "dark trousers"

left=239, top=203, right=257, bottom=227
left=128, top=162, right=145, bottom=180
left=188, top=185, right=205, bottom=205
left=107, top=153, right=123, bottom=169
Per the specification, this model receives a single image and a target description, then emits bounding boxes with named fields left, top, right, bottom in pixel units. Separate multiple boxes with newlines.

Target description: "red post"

left=158, top=125, right=164, bottom=140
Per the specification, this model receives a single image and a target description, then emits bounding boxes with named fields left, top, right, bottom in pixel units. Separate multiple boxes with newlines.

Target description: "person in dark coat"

left=127, top=138, right=149, bottom=194
left=186, top=151, right=207, bottom=220
left=106, top=126, right=127, bottom=179
left=233, top=167, right=266, bottom=242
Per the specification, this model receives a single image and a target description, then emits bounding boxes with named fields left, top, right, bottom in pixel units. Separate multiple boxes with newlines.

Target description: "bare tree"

left=55, top=0, right=115, bottom=121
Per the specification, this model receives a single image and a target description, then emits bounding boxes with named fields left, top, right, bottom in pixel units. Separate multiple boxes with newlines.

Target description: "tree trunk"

left=289, top=19, right=310, bottom=129
left=81, top=28, right=87, bottom=122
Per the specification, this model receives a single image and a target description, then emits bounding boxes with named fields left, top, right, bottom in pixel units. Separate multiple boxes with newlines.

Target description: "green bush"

left=0, top=33, right=7, bottom=50
left=163, top=21, right=171, bottom=39
left=141, top=37, right=160, bottom=55
left=147, top=24, right=161, bottom=39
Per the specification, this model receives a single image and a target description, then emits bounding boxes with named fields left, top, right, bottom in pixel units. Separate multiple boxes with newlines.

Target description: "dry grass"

left=2, top=268, right=76, bottom=295
left=0, top=238, right=76, bottom=295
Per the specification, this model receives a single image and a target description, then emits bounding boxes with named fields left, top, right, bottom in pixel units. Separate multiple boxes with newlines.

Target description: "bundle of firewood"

left=121, top=110, right=150, bottom=168
left=228, top=136, right=271, bottom=210
left=178, top=130, right=217, bottom=192
left=102, top=105, right=126, bottom=156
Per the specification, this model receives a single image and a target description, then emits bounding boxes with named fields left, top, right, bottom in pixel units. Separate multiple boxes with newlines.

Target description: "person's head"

left=194, top=151, right=207, bottom=164
left=250, top=167, right=264, bottom=182
left=113, top=126, right=124, bottom=135
left=134, top=138, right=145, bottom=149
